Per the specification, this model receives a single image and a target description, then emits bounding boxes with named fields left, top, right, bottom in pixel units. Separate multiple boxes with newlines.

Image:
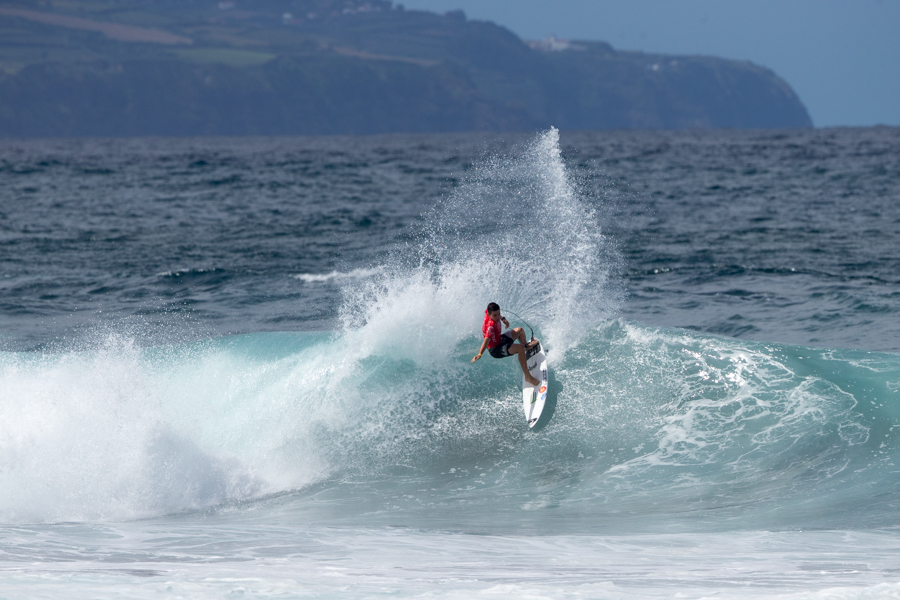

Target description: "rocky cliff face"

left=0, top=1, right=812, bottom=137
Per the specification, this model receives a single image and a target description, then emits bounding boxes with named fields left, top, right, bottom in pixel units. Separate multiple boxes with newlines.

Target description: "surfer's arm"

left=472, top=337, right=490, bottom=362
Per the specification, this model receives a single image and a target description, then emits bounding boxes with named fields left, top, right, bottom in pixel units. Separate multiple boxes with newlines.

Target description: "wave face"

left=2, top=129, right=898, bottom=533
left=2, top=326, right=899, bottom=532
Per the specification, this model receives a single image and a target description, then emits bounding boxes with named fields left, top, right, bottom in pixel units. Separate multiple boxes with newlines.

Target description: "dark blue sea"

left=1, top=127, right=899, bottom=599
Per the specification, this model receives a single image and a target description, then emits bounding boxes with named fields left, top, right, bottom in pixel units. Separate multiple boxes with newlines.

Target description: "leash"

left=502, top=309, right=534, bottom=342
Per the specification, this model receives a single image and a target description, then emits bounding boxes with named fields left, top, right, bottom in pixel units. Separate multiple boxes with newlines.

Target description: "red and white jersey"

left=482, top=311, right=502, bottom=348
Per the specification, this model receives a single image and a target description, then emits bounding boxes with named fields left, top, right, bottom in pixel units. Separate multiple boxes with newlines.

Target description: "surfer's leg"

left=510, top=327, right=539, bottom=349
left=511, top=344, right=540, bottom=386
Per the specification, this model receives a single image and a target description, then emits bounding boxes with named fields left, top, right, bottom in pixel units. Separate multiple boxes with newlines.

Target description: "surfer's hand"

left=471, top=353, right=482, bottom=363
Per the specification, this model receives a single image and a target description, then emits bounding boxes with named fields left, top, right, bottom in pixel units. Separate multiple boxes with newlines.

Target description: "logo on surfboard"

left=538, top=386, right=546, bottom=393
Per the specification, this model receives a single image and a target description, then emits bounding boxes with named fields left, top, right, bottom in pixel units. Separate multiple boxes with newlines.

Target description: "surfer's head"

left=486, top=302, right=501, bottom=321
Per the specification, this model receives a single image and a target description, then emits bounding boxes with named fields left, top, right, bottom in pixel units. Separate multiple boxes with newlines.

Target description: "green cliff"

left=0, top=0, right=813, bottom=137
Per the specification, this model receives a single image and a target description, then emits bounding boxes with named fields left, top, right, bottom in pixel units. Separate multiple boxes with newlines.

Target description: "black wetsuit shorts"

left=488, top=333, right=515, bottom=359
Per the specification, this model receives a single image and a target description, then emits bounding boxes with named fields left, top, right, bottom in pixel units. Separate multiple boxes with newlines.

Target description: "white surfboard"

left=522, top=341, right=548, bottom=428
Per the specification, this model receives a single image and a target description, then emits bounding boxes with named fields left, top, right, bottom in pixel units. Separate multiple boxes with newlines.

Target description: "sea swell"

left=1, top=127, right=898, bottom=538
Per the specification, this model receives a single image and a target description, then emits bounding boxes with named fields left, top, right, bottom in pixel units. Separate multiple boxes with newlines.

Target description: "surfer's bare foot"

left=526, top=375, right=540, bottom=386
left=526, top=338, right=540, bottom=350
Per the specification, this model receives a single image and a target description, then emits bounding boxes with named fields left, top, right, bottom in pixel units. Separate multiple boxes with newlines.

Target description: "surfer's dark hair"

left=487, top=302, right=500, bottom=313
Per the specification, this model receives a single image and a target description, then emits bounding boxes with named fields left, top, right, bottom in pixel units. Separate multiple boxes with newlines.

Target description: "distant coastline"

left=0, top=0, right=813, bottom=137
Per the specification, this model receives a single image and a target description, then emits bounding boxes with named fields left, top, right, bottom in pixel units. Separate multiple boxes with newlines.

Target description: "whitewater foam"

left=341, top=127, right=623, bottom=358
left=293, top=268, right=382, bottom=283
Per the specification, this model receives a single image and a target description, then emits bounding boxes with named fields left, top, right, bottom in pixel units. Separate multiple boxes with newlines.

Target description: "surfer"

left=471, top=302, right=541, bottom=386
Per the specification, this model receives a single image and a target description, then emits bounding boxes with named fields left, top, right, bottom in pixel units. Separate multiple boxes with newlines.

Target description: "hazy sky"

left=399, top=0, right=900, bottom=127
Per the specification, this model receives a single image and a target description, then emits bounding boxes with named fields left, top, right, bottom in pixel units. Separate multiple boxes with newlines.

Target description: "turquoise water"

left=4, top=324, right=899, bottom=530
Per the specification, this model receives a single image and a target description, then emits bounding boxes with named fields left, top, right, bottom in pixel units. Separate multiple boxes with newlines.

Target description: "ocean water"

left=1, top=126, right=899, bottom=599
